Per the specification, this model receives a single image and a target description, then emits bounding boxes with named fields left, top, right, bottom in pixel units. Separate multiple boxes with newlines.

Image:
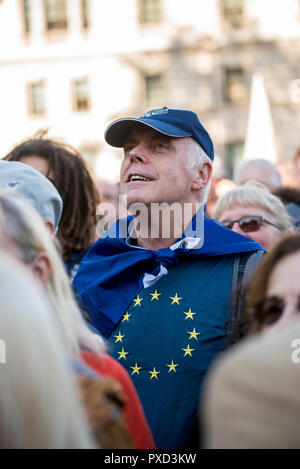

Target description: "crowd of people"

left=0, top=106, right=300, bottom=449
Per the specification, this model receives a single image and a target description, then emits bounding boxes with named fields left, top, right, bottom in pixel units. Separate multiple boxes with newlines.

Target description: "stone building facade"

left=1, top=0, right=300, bottom=180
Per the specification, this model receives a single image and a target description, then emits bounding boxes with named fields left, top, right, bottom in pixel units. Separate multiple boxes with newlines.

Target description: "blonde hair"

left=0, top=252, right=96, bottom=448
left=212, top=183, right=292, bottom=231
left=0, top=190, right=105, bottom=356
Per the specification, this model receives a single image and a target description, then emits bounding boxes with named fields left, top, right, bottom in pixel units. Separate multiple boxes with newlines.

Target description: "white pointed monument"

left=243, top=73, right=278, bottom=163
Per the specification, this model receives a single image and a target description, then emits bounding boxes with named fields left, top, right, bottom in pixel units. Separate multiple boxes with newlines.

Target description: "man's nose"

left=128, top=144, right=148, bottom=163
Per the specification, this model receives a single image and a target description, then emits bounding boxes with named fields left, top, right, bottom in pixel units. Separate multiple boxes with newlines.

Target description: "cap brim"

left=104, top=117, right=192, bottom=147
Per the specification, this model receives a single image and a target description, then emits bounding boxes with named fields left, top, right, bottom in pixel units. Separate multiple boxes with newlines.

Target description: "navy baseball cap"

left=104, top=107, right=214, bottom=161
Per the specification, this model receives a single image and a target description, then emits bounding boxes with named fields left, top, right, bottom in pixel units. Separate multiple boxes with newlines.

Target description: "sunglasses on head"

left=221, top=215, right=283, bottom=233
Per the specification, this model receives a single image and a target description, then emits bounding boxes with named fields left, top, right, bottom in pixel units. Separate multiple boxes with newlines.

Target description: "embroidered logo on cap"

left=7, top=181, right=19, bottom=189
left=142, top=107, right=169, bottom=118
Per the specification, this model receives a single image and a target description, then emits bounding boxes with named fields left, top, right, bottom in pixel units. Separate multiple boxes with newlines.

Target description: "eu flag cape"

left=73, top=214, right=263, bottom=337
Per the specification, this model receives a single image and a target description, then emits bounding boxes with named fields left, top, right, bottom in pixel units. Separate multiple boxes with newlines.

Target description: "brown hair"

left=3, top=138, right=100, bottom=262
left=247, top=233, right=300, bottom=332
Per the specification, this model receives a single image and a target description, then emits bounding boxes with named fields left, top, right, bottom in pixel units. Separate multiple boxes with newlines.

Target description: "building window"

left=145, top=75, right=165, bottom=108
left=221, top=0, right=244, bottom=27
left=225, top=68, right=248, bottom=103
left=28, top=81, right=46, bottom=115
left=225, top=141, right=244, bottom=178
left=81, top=0, right=90, bottom=29
left=139, top=0, right=162, bottom=24
left=44, top=0, right=67, bottom=31
left=73, top=78, right=90, bottom=112
left=222, top=0, right=243, bottom=16
left=22, top=0, right=31, bottom=33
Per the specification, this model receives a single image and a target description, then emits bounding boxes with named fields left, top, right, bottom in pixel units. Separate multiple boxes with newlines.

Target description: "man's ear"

left=29, top=252, right=52, bottom=288
left=192, top=162, right=213, bottom=191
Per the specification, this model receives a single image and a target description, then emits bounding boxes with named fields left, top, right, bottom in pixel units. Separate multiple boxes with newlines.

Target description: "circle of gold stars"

left=115, top=291, right=201, bottom=380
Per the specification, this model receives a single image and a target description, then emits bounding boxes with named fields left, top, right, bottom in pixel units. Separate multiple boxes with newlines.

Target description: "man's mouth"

left=127, top=174, right=153, bottom=183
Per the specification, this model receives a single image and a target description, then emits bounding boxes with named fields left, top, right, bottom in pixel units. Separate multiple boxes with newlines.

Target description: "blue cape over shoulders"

left=73, top=215, right=264, bottom=337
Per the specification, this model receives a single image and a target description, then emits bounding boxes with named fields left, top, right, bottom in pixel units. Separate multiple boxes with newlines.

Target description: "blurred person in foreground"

left=234, top=158, right=282, bottom=191
left=0, top=252, right=96, bottom=449
left=212, top=182, right=292, bottom=251
left=3, top=138, right=100, bottom=280
left=0, top=191, right=155, bottom=449
left=74, top=107, right=264, bottom=448
left=203, top=235, right=300, bottom=448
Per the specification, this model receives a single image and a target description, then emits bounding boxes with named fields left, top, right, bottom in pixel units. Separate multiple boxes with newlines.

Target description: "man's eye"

left=156, top=143, right=166, bottom=150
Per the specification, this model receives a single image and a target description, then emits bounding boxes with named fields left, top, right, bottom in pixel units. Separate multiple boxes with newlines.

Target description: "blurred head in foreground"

left=4, top=138, right=100, bottom=263
left=0, top=252, right=95, bottom=449
left=0, top=190, right=104, bottom=355
left=203, top=314, right=300, bottom=449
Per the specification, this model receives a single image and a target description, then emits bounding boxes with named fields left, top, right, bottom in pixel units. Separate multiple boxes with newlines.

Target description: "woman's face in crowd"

left=218, top=205, right=282, bottom=251
left=263, top=252, right=300, bottom=329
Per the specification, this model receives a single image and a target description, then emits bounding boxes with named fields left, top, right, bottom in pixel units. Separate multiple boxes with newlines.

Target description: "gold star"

left=170, top=293, right=182, bottom=305
left=130, top=363, right=142, bottom=375
left=150, top=289, right=161, bottom=301
left=133, top=295, right=143, bottom=307
left=187, top=328, right=200, bottom=340
left=149, top=367, right=160, bottom=380
left=122, top=311, right=131, bottom=322
left=184, top=308, right=196, bottom=320
left=114, top=331, right=125, bottom=343
left=117, top=347, right=129, bottom=360
left=182, top=344, right=195, bottom=357
left=166, top=360, right=179, bottom=373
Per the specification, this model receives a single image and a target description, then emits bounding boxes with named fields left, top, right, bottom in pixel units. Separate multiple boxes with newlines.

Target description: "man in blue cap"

left=74, top=107, right=264, bottom=448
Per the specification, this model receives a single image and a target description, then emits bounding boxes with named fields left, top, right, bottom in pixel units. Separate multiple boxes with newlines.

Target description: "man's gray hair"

left=186, top=138, right=212, bottom=202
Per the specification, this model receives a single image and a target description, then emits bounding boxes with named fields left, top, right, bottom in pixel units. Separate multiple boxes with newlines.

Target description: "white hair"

left=185, top=138, right=212, bottom=203
left=234, top=159, right=282, bottom=190
left=0, top=190, right=105, bottom=356
left=0, top=251, right=96, bottom=449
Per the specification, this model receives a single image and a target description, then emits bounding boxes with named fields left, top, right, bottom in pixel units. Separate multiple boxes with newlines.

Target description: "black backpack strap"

left=231, top=249, right=264, bottom=321
left=227, top=250, right=265, bottom=343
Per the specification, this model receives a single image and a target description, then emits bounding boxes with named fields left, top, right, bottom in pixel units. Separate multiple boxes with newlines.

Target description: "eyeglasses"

left=221, top=215, right=283, bottom=233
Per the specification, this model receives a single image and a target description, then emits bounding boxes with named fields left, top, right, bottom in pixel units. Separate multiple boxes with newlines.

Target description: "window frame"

left=144, top=74, right=165, bottom=108
left=224, top=67, right=248, bottom=103
left=72, top=77, right=91, bottom=113
left=44, top=0, right=68, bottom=32
left=27, top=80, right=46, bottom=116
left=139, top=0, right=162, bottom=24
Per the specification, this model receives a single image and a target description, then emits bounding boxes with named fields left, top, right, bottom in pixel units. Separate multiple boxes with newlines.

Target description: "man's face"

left=120, top=125, right=195, bottom=208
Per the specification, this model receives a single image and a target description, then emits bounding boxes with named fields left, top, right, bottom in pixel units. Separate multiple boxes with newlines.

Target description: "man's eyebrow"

left=151, top=134, right=172, bottom=142
left=123, top=137, right=137, bottom=148
left=123, top=132, right=176, bottom=150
